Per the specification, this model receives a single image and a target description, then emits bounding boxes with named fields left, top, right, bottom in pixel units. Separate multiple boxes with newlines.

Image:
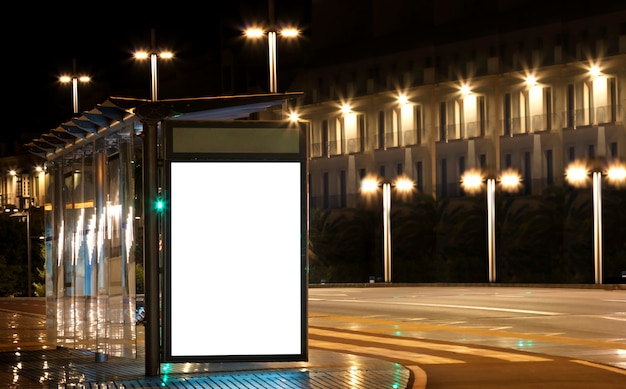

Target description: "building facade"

left=289, top=8, right=626, bottom=208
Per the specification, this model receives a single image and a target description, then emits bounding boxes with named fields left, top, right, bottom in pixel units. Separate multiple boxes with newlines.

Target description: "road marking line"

left=571, top=360, right=626, bottom=376
left=321, top=298, right=563, bottom=316
left=310, top=339, right=464, bottom=365
left=310, top=313, right=626, bottom=350
left=310, top=327, right=551, bottom=362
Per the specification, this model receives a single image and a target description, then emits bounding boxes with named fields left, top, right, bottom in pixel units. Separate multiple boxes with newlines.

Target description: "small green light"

left=156, top=199, right=164, bottom=210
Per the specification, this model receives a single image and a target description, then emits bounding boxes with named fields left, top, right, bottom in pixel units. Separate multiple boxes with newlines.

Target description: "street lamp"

left=565, top=159, right=626, bottom=284
left=461, top=168, right=521, bottom=283
left=134, top=29, right=174, bottom=101
left=59, top=58, right=90, bottom=115
left=244, top=16, right=299, bottom=94
left=360, top=175, right=414, bottom=283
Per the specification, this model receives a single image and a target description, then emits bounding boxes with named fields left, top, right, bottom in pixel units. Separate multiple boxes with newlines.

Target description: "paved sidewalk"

left=0, top=309, right=421, bottom=388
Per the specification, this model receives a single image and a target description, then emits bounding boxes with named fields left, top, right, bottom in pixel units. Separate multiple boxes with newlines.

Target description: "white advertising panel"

left=169, top=161, right=303, bottom=357
left=163, top=120, right=308, bottom=362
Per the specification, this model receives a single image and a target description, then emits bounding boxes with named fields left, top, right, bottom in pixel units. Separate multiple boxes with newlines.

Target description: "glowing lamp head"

left=360, top=177, right=379, bottom=193
left=565, top=164, right=589, bottom=187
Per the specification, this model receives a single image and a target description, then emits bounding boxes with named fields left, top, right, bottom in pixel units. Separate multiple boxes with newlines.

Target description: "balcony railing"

left=563, top=104, right=618, bottom=129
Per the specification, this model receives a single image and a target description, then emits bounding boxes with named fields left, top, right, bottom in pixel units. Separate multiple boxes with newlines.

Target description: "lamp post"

left=565, top=160, right=626, bottom=284
left=59, top=58, right=90, bottom=115
left=8, top=170, right=34, bottom=297
left=361, top=176, right=414, bottom=283
left=244, top=0, right=299, bottom=94
left=461, top=169, right=521, bottom=283
left=133, top=28, right=174, bottom=375
left=134, top=29, right=173, bottom=101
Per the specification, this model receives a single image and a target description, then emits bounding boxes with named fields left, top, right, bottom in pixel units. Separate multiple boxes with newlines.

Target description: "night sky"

left=3, top=1, right=311, bottom=146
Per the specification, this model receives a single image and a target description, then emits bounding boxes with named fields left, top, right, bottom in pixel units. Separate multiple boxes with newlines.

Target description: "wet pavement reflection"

left=0, top=307, right=411, bottom=388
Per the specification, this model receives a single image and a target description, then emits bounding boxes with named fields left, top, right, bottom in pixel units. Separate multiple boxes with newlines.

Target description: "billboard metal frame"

left=162, top=120, right=308, bottom=363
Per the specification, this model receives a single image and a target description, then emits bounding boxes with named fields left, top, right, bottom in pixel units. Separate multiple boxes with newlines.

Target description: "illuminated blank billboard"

left=163, top=120, right=308, bottom=362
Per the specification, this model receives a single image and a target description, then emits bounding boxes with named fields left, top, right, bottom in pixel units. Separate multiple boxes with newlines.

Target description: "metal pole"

left=382, top=182, right=391, bottom=283
left=592, top=171, right=603, bottom=284
left=143, top=120, right=160, bottom=376
left=486, top=178, right=496, bottom=283
left=71, top=58, right=79, bottom=115
left=136, top=101, right=171, bottom=377
left=267, top=0, right=277, bottom=93
left=71, top=78, right=79, bottom=115
left=268, top=31, right=277, bottom=93
left=26, top=209, right=31, bottom=297
left=150, top=29, right=158, bottom=102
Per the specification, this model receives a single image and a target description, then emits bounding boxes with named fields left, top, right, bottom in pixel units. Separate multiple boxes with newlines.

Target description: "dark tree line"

left=308, top=185, right=626, bottom=284
left=0, top=209, right=45, bottom=297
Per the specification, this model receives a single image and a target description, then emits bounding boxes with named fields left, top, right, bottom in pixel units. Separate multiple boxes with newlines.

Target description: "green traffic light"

left=156, top=199, right=164, bottom=210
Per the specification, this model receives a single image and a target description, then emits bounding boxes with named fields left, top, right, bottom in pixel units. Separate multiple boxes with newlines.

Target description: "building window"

left=321, top=120, right=329, bottom=157
left=416, top=161, right=423, bottom=192
left=544, top=87, right=552, bottom=130
left=588, top=144, right=595, bottom=158
left=439, top=102, right=447, bottom=141
left=441, top=158, right=447, bottom=197
left=378, top=110, right=385, bottom=149
left=504, top=93, right=512, bottom=136
left=569, top=146, right=576, bottom=161
left=340, top=170, right=346, bottom=208
left=546, top=149, right=554, bottom=185
left=609, top=77, right=617, bottom=122
left=566, top=84, right=575, bottom=128
left=523, top=152, right=531, bottom=195
left=358, top=114, right=365, bottom=152
left=415, top=105, right=423, bottom=144
left=379, top=165, right=386, bottom=179
left=359, top=168, right=366, bottom=180
left=479, top=96, right=486, bottom=136
left=323, top=172, right=329, bottom=208
left=504, top=153, right=512, bottom=168
left=396, top=163, right=403, bottom=175
left=479, top=154, right=486, bottom=169
left=610, top=142, right=617, bottom=157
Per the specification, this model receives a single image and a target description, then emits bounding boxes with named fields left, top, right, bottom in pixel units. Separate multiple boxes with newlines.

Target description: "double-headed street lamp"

left=361, top=175, right=414, bottom=283
left=244, top=25, right=299, bottom=93
left=461, top=169, right=521, bottom=283
left=565, top=159, right=626, bottom=284
left=133, top=28, right=174, bottom=376
left=134, top=29, right=173, bottom=101
left=59, top=58, right=90, bottom=115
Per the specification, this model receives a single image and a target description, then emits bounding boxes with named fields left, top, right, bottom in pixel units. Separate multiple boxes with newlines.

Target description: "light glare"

left=245, top=28, right=264, bottom=38
left=288, top=112, right=299, bottom=122
left=589, top=65, right=601, bottom=78
left=566, top=164, right=589, bottom=187
left=361, top=177, right=379, bottom=193
left=280, top=28, right=299, bottom=38
left=607, top=164, right=626, bottom=186
left=395, top=177, right=414, bottom=192
left=461, top=170, right=483, bottom=193
left=134, top=51, right=149, bottom=60
left=500, top=170, right=521, bottom=192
